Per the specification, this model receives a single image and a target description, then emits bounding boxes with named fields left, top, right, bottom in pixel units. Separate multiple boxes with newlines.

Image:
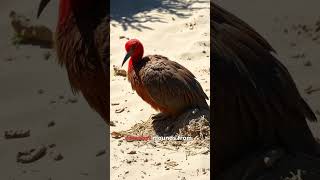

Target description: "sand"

left=110, top=0, right=210, bottom=179
left=0, top=0, right=107, bottom=179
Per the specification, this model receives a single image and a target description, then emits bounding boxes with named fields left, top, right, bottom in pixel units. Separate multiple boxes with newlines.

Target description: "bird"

left=212, top=1, right=319, bottom=175
left=37, top=0, right=111, bottom=125
left=121, top=39, right=209, bottom=121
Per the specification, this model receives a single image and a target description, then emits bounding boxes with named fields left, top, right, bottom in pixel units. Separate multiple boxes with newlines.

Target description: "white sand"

left=110, top=0, right=210, bottom=179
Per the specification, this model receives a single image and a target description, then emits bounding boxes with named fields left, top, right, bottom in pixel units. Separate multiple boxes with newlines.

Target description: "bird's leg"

left=151, top=113, right=175, bottom=136
left=239, top=148, right=285, bottom=180
left=151, top=112, right=172, bottom=121
left=178, top=108, right=200, bottom=121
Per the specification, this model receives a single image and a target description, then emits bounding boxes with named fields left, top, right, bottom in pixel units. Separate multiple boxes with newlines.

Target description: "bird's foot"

left=151, top=113, right=174, bottom=136
left=234, top=148, right=285, bottom=180
left=151, top=113, right=171, bottom=122
left=178, top=108, right=200, bottom=121
left=263, top=148, right=285, bottom=168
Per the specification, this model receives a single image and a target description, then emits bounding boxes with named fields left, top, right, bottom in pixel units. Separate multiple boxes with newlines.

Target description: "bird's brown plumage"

left=212, top=2, right=318, bottom=175
left=125, top=47, right=209, bottom=117
left=43, top=0, right=110, bottom=124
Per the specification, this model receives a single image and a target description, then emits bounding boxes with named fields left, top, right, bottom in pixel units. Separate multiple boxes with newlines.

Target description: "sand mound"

left=112, top=108, right=210, bottom=154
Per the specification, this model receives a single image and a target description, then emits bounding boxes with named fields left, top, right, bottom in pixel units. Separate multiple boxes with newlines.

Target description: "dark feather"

left=55, top=3, right=110, bottom=124
left=128, top=55, right=209, bottom=116
left=212, top=2, right=318, bottom=174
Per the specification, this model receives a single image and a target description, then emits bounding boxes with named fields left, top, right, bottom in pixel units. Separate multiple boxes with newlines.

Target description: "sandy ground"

left=110, top=0, right=210, bottom=180
left=0, top=1, right=107, bottom=180
left=216, top=0, right=320, bottom=139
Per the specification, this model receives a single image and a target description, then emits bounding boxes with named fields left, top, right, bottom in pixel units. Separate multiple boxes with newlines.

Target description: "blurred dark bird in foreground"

left=122, top=39, right=209, bottom=121
left=212, top=1, right=319, bottom=177
left=37, top=0, right=110, bottom=125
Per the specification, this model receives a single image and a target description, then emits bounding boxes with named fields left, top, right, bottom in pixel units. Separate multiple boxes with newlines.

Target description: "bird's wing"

left=95, top=16, right=109, bottom=74
left=139, top=55, right=209, bottom=112
left=212, top=2, right=318, bottom=172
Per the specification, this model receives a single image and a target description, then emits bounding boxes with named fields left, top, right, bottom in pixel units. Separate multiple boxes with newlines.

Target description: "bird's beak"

left=122, top=50, right=132, bottom=67
left=37, top=0, right=51, bottom=18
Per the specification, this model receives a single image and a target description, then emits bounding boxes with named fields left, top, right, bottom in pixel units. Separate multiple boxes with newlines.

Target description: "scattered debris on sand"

left=48, top=121, right=56, bottom=127
left=111, top=131, right=124, bottom=139
left=49, top=151, right=64, bottom=161
left=119, top=35, right=130, bottom=40
left=66, top=97, right=78, bottom=104
left=185, top=21, right=197, bottom=30
left=9, top=11, right=53, bottom=48
left=304, top=60, right=312, bottom=67
left=111, top=102, right=120, bottom=106
left=284, top=18, right=320, bottom=44
left=127, top=150, right=137, bottom=154
left=4, top=129, right=30, bottom=139
left=281, top=169, right=303, bottom=180
left=291, top=53, right=306, bottom=59
left=115, top=107, right=126, bottom=113
left=3, top=57, right=15, bottom=62
left=17, top=145, right=47, bottom=163
left=96, top=149, right=106, bottom=157
left=112, top=108, right=210, bottom=154
left=304, top=85, right=320, bottom=95
left=113, top=65, right=127, bottom=77
left=37, top=89, right=45, bottom=94
left=48, top=143, right=56, bottom=148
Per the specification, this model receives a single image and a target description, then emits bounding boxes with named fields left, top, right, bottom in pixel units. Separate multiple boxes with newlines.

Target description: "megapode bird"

left=37, top=0, right=110, bottom=124
left=122, top=39, right=209, bottom=121
left=212, top=1, right=319, bottom=175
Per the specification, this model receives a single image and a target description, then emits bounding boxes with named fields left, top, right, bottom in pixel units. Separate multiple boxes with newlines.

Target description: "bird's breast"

left=127, top=65, right=166, bottom=112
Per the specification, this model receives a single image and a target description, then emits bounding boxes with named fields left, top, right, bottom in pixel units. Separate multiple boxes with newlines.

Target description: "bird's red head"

left=122, top=39, right=144, bottom=68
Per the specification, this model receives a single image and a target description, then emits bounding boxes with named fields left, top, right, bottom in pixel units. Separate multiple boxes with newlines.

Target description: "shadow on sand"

left=110, top=0, right=207, bottom=31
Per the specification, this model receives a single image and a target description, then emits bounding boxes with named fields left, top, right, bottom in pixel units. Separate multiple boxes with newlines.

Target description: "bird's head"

left=122, top=39, right=144, bottom=67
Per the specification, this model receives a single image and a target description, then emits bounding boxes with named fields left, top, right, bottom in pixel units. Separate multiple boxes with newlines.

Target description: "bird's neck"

left=128, top=58, right=134, bottom=72
left=57, top=0, right=105, bottom=33
left=128, top=57, right=143, bottom=73
left=57, top=0, right=91, bottom=27
left=58, top=0, right=73, bottom=27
